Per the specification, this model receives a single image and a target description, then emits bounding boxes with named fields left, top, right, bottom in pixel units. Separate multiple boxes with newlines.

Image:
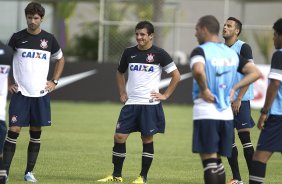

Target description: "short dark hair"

left=197, top=15, right=220, bottom=35
left=135, top=21, right=154, bottom=35
left=25, top=2, right=45, bottom=18
left=227, top=17, right=242, bottom=36
left=273, top=18, right=282, bottom=35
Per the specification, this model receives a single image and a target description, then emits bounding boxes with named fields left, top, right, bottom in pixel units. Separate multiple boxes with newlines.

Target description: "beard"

left=28, top=23, right=39, bottom=31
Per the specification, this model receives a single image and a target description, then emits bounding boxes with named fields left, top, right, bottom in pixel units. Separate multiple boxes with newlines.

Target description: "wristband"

left=260, top=108, right=268, bottom=114
left=52, top=79, right=58, bottom=85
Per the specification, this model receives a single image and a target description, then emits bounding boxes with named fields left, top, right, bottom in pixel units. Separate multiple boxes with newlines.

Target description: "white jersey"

left=0, top=65, right=10, bottom=121
left=8, top=29, right=63, bottom=97
left=0, top=42, right=12, bottom=121
left=118, top=45, right=177, bottom=105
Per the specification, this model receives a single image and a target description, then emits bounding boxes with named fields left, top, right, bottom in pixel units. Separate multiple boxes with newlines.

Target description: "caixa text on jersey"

left=21, top=51, right=47, bottom=60
left=130, top=64, right=154, bottom=72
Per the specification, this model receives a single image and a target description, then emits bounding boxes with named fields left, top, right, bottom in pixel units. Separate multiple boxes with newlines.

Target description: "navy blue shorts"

left=115, top=104, right=165, bottom=136
left=234, top=101, right=255, bottom=130
left=256, top=115, right=282, bottom=152
left=192, top=119, right=234, bottom=157
left=9, top=92, right=51, bottom=127
left=0, top=120, right=7, bottom=154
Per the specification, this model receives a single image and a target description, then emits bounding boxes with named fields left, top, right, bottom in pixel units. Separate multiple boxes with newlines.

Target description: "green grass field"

left=6, top=101, right=282, bottom=184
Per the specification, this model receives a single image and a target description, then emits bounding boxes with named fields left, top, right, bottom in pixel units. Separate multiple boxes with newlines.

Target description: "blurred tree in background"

left=70, top=21, right=99, bottom=61
left=253, top=31, right=273, bottom=64
left=56, top=0, right=77, bottom=48
left=43, top=0, right=77, bottom=49
left=70, top=0, right=167, bottom=62
left=42, top=0, right=166, bottom=62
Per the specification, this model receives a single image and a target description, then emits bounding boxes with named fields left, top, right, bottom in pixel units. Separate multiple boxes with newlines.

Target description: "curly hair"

left=25, top=1, right=45, bottom=18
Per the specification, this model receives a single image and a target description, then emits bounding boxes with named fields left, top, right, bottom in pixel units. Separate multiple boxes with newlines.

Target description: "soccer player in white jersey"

left=3, top=2, right=65, bottom=182
left=190, top=15, right=261, bottom=184
left=249, top=18, right=282, bottom=184
left=223, top=17, right=255, bottom=184
left=0, top=41, right=13, bottom=184
left=97, top=21, right=180, bottom=184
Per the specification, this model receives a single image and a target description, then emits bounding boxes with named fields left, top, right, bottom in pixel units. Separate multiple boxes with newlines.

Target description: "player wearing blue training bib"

left=250, top=18, right=282, bottom=184
left=190, top=15, right=261, bottom=184
left=223, top=17, right=255, bottom=184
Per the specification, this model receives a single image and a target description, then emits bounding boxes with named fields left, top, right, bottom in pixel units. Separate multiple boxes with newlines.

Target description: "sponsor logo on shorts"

left=11, top=115, right=17, bottom=123
left=116, top=122, right=121, bottom=129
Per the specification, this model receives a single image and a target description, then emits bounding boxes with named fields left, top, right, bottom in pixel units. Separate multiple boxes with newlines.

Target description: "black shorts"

left=234, top=101, right=255, bottom=130
left=256, top=115, right=282, bottom=152
left=115, top=103, right=165, bottom=136
left=192, top=119, right=234, bottom=157
left=9, top=92, right=51, bottom=127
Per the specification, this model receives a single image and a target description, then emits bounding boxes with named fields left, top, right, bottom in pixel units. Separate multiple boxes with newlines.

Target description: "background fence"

left=97, top=0, right=279, bottom=64
left=1, top=0, right=281, bottom=64
left=0, top=0, right=277, bottom=106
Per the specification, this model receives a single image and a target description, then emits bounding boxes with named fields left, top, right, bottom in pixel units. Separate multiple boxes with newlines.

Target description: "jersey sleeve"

left=51, top=35, right=63, bottom=60
left=160, top=49, right=177, bottom=74
left=237, top=54, right=249, bottom=74
left=268, top=51, right=282, bottom=81
left=117, top=49, right=129, bottom=73
left=240, top=43, right=253, bottom=61
left=7, top=33, right=17, bottom=51
left=189, top=47, right=205, bottom=69
left=159, top=49, right=173, bottom=67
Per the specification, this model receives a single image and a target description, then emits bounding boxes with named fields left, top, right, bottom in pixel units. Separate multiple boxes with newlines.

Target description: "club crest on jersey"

left=40, top=39, right=48, bottom=49
left=146, top=53, right=155, bottom=63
